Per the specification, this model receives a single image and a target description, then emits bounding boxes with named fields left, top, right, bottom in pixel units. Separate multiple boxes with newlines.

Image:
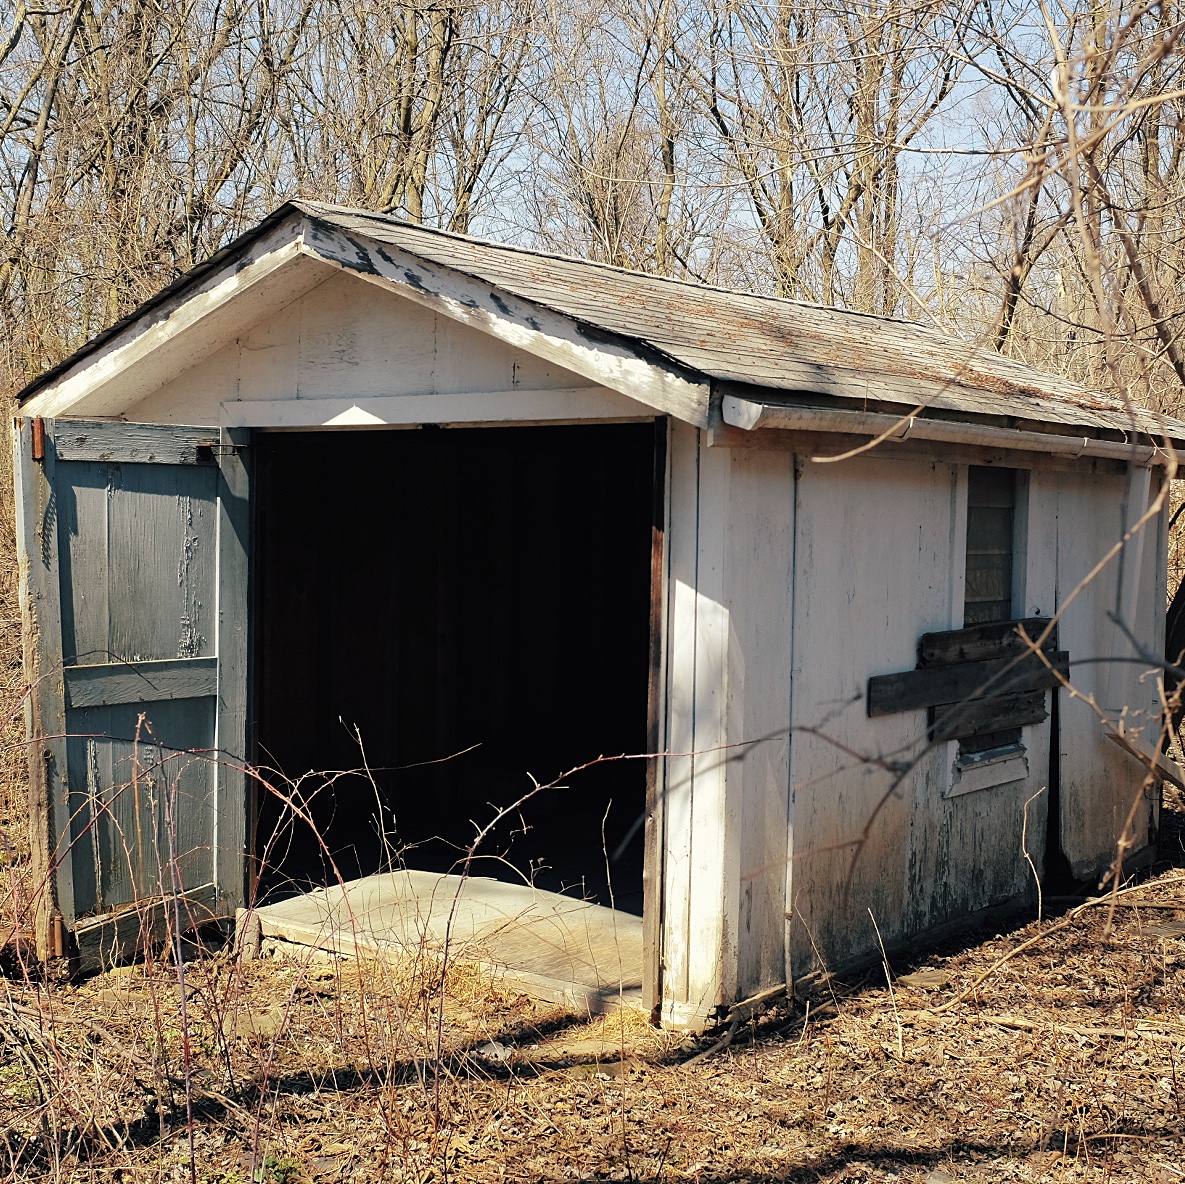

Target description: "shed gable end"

left=129, top=270, right=646, bottom=427
left=20, top=215, right=708, bottom=427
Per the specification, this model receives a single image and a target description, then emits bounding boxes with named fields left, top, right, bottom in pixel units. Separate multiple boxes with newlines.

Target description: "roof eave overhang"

left=18, top=210, right=319, bottom=419
left=720, top=393, right=1185, bottom=467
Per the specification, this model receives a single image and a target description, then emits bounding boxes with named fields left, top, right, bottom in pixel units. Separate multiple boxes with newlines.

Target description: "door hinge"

left=31, top=417, right=45, bottom=462
left=197, top=441, right=247, bottom=463
left=49, top=912, right=64, bottom=958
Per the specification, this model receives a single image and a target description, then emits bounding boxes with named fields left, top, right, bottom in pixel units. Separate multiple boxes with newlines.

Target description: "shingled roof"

left=18, top=200, right=1185, bottom=445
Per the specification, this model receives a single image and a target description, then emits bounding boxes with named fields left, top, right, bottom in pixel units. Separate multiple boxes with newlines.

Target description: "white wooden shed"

left=13, top=202, right=1185, bottom=1029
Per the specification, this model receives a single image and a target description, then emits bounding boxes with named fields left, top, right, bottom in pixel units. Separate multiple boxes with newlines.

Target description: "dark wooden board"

left=918, top=617, right=1054, bottom=666
left=929, top=690, right=1048, bottom=742
left=64, top=656, right=218, bottom=708
left=868, top=650, right=1069, bottom=717
left=53, top=420, right=217, bottom=465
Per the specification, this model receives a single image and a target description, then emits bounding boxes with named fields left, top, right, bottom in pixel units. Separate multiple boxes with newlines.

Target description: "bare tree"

left=965, top=0, right=1185, bottom=413
left=680, top=0, right=966, bottom=310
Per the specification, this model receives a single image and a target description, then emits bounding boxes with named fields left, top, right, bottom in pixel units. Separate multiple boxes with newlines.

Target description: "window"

left=964, top=466, right=1015, bottom=626
left=961, top=466, right=1021, bottom=758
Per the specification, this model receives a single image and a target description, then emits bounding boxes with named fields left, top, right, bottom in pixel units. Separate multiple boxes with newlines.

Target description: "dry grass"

left=0, top=828, right=1183, bottom=1183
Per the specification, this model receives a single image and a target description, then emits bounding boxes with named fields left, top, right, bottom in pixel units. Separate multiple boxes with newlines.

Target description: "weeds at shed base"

left=1, top=798, right=1184, bottom=1182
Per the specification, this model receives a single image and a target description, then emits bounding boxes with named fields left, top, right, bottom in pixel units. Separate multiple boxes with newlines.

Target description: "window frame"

left=945, top=465, right=1035, bottom=797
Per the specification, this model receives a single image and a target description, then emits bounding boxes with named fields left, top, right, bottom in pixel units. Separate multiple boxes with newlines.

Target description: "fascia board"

left=19, top=216, right=321, bottom=420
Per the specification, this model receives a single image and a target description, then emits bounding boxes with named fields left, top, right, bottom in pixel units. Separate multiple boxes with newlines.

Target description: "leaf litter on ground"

left=3, top=813, right=1185, bottom=1182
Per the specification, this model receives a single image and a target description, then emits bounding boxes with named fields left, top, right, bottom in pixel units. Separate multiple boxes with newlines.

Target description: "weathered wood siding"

left=1040, top=467, right=1165, bottom=879
left=658, top=425, right=793, bottom=1027
left=784, top=456, right=1058, bottom=978
left=15, top=418, right=249, bottom=969
left=128, top=271, right=634, bottom=425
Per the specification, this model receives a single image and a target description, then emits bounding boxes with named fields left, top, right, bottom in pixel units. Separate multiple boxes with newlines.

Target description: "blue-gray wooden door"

left=15, top=419, right=249, bottom=970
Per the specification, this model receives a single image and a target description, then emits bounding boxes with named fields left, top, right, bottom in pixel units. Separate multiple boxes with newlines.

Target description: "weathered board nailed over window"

left=866, top=617, right=1066, bottom=746
left=866, top=465, right=1063, bottom=752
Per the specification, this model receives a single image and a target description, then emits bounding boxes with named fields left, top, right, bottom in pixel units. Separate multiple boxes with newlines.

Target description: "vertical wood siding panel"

left=236, top=296, right=301, bottom=401
left=900, top=464, right=958, bottom=941
left=1022, top=471, right=1059, bottom=620
left=660, top=421, right=700, bottom=1013
left=788, top=457, right=956, bottom=974
left=1012, top=468, right=1059, bottom=885
left=128, top=343, right=241, bottom=423
left=727, top=448, right=794, bottom=997
left=1117, top=466, right=1152, bottom=642
left=436, top=310, right=510, bottom=393
left=1119, top=464, right=1160, bottom=857
left=296, top=272, right=437, bottom=398
left=1054, top=468, right=1157, bottom=876
left=687, top=440, right=733, bottom=1013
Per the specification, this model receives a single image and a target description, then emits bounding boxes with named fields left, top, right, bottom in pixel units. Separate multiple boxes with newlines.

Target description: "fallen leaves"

left=3, top=859, right=1185, bottom=1183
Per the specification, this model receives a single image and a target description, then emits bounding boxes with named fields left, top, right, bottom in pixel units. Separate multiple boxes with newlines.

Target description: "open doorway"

left=252, top=422, right=659, bottom=916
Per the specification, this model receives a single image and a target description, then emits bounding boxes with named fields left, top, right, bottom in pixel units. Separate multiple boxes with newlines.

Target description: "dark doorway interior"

left=253, top=422, right=657, bottom=914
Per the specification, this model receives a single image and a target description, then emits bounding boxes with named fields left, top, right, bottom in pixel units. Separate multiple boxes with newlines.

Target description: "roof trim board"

left=19, top=217, right=326, bottom=419
left=218, top=387, right=651, bottom=428
left=722, top=395, right=1169, bottom=466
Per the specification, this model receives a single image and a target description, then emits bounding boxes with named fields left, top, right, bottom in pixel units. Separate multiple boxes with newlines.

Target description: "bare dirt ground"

left=3, top=807, right=1185, bottom=1184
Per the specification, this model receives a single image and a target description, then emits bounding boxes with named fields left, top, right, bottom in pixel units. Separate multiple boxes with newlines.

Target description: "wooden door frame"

left=13, top=416, right=70, bottom=963
left=642, top=416, right=669, bottom=1017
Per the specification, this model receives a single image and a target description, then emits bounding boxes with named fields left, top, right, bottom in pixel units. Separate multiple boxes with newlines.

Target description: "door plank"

left=54, top=421, right=217, bottom=465
left=64, top=657, right=218, bottom=708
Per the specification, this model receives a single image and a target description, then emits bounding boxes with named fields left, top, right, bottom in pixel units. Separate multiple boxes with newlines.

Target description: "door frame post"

left=12, top=416, right=73, bottom=964
left=643, top=417, right=670, bottom=1019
